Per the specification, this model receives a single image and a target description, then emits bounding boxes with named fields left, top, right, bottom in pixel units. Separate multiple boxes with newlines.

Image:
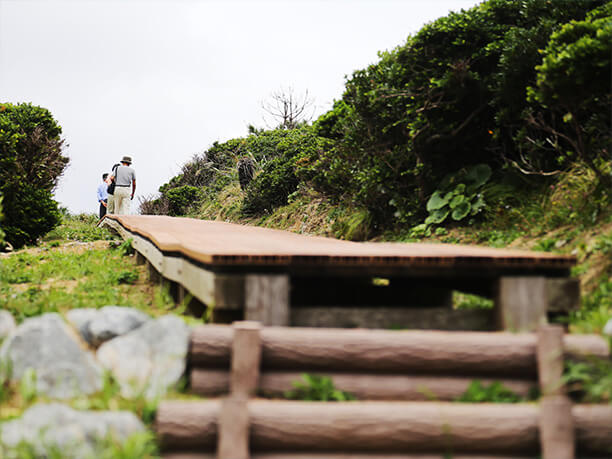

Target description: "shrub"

left=242, top=155, right=299, bottom=215
left=166, top=185, right=203, bottom=216
left=0, top=103, right=68, bottom=248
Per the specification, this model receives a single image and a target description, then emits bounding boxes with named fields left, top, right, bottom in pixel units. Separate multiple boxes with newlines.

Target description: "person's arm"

left=131, top=179, right=136, bottom=200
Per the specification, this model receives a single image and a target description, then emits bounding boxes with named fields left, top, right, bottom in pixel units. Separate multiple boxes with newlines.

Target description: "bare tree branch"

left=262, top=87, right=315, bottom=129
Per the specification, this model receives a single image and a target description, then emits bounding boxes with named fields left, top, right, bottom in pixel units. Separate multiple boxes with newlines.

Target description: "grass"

left=0, top=212, right=202, bottom=459
left=0, top=217, right=177, bottom=323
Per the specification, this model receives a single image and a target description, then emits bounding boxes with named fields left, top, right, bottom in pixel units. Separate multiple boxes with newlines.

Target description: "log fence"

left=156, top=322, right=612, bottom=458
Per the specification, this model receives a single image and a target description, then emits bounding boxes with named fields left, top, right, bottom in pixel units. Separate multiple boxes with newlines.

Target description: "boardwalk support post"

left=496, top=276, right=548, bottom=331
left=245, top=274, right=290, bottom=326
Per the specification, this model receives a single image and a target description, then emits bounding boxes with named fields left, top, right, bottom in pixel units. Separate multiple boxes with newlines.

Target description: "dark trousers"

left=99, top=199, right=107, bottom=219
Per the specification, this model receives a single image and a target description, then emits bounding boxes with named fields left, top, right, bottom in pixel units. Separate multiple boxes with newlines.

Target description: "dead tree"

left=262, top=88, right=314, bottom=129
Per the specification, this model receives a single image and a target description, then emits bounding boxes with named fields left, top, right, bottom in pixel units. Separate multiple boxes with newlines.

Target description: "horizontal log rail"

left=156, top=399, right=612, bottom=456
left=191, top=369, right=537, bottom=401
left=189, top=324, right=608, bottom=376
left=166, top=322, right=612, bottom=459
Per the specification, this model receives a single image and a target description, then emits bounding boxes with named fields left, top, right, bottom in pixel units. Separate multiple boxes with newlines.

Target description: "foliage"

left=0, top=243, right=174, bottom=323
left=570, top=278, right=612, bottom=334
left=543, top=162, right=611, bottom=230
left=564, top=357, right=612, bottom=403
left=425, top=164, right=491, bottom=225
left=0, top=103, right=69, bottom=248
left=166, top=185, right=203, bottom=216
left=0, top=195, right=5, bottom=247
left=524, top=3, right=611, bottom=181
left=453, top=292, right=494, bottom=310
left=43, top=213, right=113, bottom=243
left=455, top=380, right=524, bottom=403
left=284, top=374, right=356, bottom=402
left=151, top=0, right=609, bottom=236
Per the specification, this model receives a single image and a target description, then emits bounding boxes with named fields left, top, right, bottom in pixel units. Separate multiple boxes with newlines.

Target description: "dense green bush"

left=150, top=0, right=609, bottom=235
left=0, top=103, right=68, bottom=248
left=309, top=0, right=605, bottom=226
left=166, top=185, right=203, bottom=216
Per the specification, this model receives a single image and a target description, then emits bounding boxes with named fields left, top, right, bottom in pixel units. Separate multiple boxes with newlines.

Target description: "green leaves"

left=423, top=163, right=491, bottom=227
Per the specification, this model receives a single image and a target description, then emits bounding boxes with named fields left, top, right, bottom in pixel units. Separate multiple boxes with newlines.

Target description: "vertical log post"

left=245, top=274, right=290, bottom=326
left=496, top=276, right=548, bottom=331
left=537, top=324, right=574, bottom=459
left=230, top=321, right=262, bottom=398
left=217, top=321, right=262, bottom=459
left=217, top=397, right=249, bottom=459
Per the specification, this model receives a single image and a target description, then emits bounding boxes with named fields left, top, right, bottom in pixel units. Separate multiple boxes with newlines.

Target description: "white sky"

left=0, top=0, right=482, bottom=214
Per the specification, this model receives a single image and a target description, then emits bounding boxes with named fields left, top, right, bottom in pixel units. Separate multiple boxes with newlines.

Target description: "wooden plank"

left=230, top=321, right=262, bottom=398
left=245, top=274, right=290, bottom=326
left=102, top=215, right=575, bottom=271
left=290, top=306, right=492, bottom=330
left=496, top=277, right=548, bottom=332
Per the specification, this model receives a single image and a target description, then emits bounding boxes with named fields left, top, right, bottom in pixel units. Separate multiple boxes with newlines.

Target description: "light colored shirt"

left=97, top=182, right=108, bottom=203
left=113, top=165, right=136, bottom=186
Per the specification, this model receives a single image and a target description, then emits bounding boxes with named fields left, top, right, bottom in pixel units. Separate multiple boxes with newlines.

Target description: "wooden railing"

left=156, top=323, right=612, bottom=459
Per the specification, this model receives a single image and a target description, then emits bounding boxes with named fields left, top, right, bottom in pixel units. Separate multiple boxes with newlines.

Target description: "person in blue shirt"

left=97, top=173, right=109, bottom=218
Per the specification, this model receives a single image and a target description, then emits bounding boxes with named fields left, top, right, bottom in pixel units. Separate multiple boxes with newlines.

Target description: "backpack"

left=107, top=164, right=119, bottom=195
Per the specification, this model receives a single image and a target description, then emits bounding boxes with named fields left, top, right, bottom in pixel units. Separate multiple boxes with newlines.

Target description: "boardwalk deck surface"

left=101, top=215, right=578, bottom=331
left=103, top=215, right=573, bottom=271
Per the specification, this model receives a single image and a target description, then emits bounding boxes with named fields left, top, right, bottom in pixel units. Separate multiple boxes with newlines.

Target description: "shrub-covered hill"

left=144, top=0, right=610, bottom=237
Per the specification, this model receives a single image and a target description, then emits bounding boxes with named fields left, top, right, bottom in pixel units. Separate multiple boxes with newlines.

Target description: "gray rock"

left=603, top=318, right=612, bottom=336
left=0, top=313, right=104, bottom=398
left=66, top=306, right=149, bottom=346
left=0, top=402, right=145, bottom=459
left=97, top=314, right=189, bottom=399
left=0, top=310, right=16, bottom=340
left=65, top=308, right=98, bottom=344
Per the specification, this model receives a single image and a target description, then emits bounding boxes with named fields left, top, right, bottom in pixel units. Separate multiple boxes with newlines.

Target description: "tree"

left=262, top=87, right=315, bottom=129
left=0, top=103, right=69, bottom=248
left=524, top=5, right=611, bottom=182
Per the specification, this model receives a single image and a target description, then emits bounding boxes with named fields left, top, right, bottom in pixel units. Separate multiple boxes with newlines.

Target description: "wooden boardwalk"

left=101, top=215, right=578, bottom=331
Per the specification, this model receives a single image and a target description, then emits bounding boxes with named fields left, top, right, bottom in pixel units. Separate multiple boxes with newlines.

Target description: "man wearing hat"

left=109, top=156, right=136, bottom=215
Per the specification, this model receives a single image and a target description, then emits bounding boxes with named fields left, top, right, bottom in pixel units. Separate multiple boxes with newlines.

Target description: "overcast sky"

left=0, top=0, right=482, bottom=214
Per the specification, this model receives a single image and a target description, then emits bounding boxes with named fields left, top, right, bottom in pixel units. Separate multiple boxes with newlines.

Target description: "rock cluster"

left=0, top=307, right=190, bottom=456
left=0, top=403, right=145, bottom=459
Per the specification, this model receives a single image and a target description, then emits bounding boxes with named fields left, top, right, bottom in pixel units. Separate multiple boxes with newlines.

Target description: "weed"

left=113, top=238, right=135, bottom=256
left=19, top=368, right=37, bottom=404
left=116, top=269, right=139, bottom=285
left=455, top=380, right=524, bottom=403
left=453, top=292, right=493, bottom=310
left=533, top=238, right=557, bottom=252
left=564, top=357, right=612, bottom=403
left=0, top=243, right=174, bottom=322
left=570, top=278, right=612, bottom=333
left=284, top=374, right=356, bottom=402
left=43, top=213, right=113, bottom=243
left=93, top=430, right=160, bottom=459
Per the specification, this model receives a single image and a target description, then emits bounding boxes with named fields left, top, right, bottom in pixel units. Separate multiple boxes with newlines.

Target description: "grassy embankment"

left=0, top=214, right=202, bottom=457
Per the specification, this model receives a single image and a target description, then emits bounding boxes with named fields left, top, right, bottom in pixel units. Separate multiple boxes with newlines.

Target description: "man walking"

left=97, top=173, right=109, bottom=218
left=110, top=156, right=136, bottom=215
